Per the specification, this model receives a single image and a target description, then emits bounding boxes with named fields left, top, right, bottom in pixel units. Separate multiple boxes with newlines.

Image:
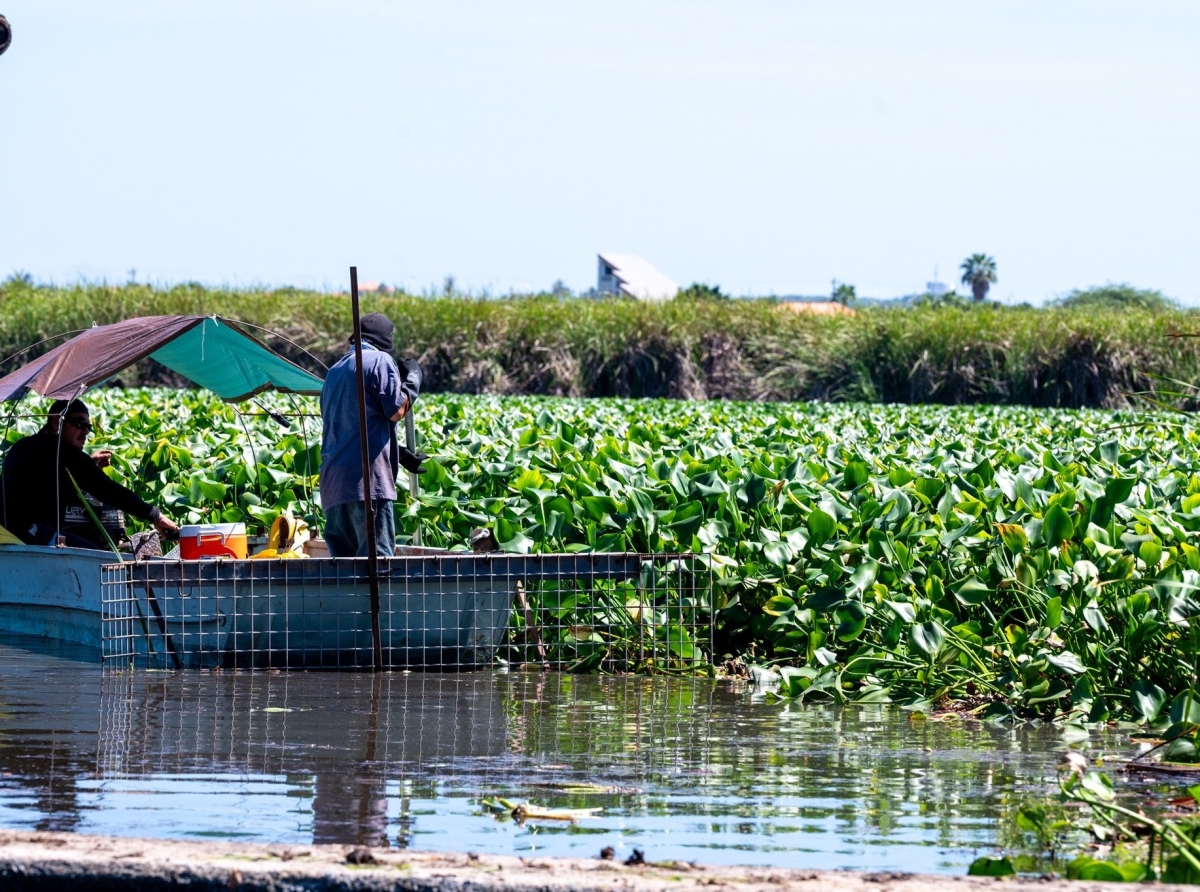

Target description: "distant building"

left=356, top=281, right=391, bottom=294
left=596, top=253, right=679, bottom=301
left=925, top=280, right=949, bottom=297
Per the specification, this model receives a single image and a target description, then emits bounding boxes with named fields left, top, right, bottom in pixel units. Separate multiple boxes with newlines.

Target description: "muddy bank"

left=0, top=830, right=1158, bottom=892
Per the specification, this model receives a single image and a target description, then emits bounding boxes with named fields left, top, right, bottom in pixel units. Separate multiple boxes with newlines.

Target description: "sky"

left=1, top=1, right=1198, bottom=302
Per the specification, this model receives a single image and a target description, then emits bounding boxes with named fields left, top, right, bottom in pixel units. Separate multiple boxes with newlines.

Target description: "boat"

left=0, top=538, right=515, bottom=669
left=100, top=550, right=657, bottom=670
left=0, top=316, right=701, bottom=670
left=0, top=542, right=118, bottom=647
left=0, top=315, right=509, bottom=668
left=0, top=315, right=328, bottom=653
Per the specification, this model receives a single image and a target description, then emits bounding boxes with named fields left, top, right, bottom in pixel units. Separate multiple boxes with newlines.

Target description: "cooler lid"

left=179, top=523, right=246, bottom=537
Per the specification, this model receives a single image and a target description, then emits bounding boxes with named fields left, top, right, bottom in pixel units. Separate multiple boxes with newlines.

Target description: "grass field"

left=3, top=280, right=1200, bottom=408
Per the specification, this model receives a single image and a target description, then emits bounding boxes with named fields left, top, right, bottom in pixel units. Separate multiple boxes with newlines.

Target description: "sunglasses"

left=64, top=416, right=93, bottom=433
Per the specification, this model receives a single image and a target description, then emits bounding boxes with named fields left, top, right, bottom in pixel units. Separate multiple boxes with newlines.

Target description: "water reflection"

left=98, top=670, right=505, bottom=847
left=0, top=634, right=1098, bottom=871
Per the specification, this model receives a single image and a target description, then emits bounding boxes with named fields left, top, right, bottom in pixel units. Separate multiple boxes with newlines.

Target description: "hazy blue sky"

left=2, top=2, right=1197, bottom=301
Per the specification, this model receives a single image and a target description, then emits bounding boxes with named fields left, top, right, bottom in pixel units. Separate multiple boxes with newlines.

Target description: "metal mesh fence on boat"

left=100, top=553, right=714, bottom=672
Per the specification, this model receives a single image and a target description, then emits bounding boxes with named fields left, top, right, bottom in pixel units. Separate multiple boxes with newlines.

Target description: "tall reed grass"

left=1, top=280, right=1197, bottom=408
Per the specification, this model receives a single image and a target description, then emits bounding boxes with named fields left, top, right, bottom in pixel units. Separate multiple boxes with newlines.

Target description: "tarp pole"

left=0, top=397, right=23, bottom=530
left=350, top=267, right=384, bottom=672
left=404, top=411, right=421, bottom=546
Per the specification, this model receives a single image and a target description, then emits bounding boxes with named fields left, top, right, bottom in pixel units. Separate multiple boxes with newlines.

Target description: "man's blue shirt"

left=318, top=344, right=405, bottom=509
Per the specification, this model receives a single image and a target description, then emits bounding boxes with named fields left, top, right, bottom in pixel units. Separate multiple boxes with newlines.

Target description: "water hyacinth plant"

left=5, top=389, right=1200, bottom=717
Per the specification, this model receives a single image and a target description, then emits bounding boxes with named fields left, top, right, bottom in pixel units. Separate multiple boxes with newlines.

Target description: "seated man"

left=0, top=399, right=179, bottom=548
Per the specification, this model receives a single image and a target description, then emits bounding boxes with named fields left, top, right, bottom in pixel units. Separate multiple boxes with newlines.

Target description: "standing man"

left=318, top=313, right=423, bottom=558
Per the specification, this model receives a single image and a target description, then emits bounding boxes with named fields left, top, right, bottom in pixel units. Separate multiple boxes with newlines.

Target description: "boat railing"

left=99, top=553, right=715, bottom=673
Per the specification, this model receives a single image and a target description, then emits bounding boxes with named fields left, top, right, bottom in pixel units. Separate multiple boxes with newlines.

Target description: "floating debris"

left=480, top=797, right=602, bottom=823
left=529, top=781, right=640, bottom=795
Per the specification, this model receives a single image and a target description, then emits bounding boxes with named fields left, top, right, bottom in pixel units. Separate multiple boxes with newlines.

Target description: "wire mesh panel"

left=101, top=553, right=713, bottom=673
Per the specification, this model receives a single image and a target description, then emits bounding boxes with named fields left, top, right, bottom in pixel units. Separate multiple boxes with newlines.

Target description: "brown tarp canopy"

left=0, top=316, right=324, bottom=403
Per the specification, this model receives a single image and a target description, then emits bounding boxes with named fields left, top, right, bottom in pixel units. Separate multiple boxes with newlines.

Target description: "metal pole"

left=404, top=412, right=421, bottom=547
left=350, top=267, right=383, bottom=671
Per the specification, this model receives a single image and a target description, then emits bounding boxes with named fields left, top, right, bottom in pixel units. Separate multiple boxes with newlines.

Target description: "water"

left=0, top=634, right=1105, bottom=873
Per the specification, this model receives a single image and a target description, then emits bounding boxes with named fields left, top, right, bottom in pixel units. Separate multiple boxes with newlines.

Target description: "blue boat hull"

left=0, top=544, right=113, bottom=647
left=104, top=557, right=517, bottom=670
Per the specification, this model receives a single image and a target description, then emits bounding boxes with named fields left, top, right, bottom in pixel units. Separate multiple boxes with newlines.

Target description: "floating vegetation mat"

left=10, top=390, right=1200, bottom=714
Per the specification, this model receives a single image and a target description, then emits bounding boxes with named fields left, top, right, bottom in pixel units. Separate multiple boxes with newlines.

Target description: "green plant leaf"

left=1170, top=690, right=1200, bottom=724
left=807, top=508, right=836, bottom=546
left=1105, top=477, right=1136, bottom=505
left=835, top=601, right=868, bottom=641
left=511, top=468, right=546, bottom=493
left=1067, top=858, right=1126, bottom=882
left=1045, top=596, right=1062, bottom=628
left=842, top=460, right=869, bottom=489
left=763, top=540, right=793, bottom=568
left=995, top=522, right=1027, bottom=552
left=848, top=560, right=879, bottom=594
left=909, top=622, right=945, bottom=659
left=967, top=857, right=1015, bottom=877
left=1131, top=679, right=1166, bottom=722
left=1043, top=503, right=1074, bottom=548
left=954, top=576, right=991, bottom=606
left=1046, top=650, right=1086, bottom=676
left=763, top=595, right=796, bottom=617
left=885, top=599, right=916, bottom=623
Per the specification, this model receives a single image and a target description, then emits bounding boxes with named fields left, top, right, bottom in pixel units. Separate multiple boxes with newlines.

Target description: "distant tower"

left=925, top=265, right=948, bottom=297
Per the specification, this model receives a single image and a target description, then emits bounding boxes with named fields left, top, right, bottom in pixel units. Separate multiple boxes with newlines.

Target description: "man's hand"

left=91, top=450, right=114, bottom=469
left=398, top=446, right=428, bottom=474
left=153, top=514, right=180, bottom=538
left=390, top=395, right=409, bottom=422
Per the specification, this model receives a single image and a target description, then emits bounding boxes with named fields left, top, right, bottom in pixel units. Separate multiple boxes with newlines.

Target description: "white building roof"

left=598, top=253, right=679, bottom=301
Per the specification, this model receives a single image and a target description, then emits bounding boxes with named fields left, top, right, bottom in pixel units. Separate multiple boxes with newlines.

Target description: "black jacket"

left=0, top=428, right=157, bottom=543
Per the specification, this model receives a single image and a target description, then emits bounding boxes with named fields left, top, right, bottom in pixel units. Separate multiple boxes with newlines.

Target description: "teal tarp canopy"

left=149, top=318, right=323, bottom=401
left=0, top=315, right=324, bottom=403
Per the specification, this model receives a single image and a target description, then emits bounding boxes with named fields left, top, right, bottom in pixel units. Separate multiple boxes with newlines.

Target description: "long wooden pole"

left=350, top=266, right=383, bottom=671
left=404, top=412, right=421, bottom=546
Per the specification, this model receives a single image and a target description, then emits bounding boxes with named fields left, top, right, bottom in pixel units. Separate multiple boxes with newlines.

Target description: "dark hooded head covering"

left=47, top=399, right=89, bottom=422
left=354, top=313, right=394, bottom=353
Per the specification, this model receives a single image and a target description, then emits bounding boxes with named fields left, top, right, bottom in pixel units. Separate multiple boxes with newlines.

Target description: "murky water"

left=0, top=634, right=1108, bottom=872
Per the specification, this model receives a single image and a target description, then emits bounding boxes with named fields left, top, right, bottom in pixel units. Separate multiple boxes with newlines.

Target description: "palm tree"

left=831, top=282, right=856, bottom=306
left=960, top=254, right=997, bottom=302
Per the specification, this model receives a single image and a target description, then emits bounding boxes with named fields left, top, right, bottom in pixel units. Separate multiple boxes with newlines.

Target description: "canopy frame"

left=0, top=316, right=325, bottom=546
left=0, top=315, right=324, bottom=405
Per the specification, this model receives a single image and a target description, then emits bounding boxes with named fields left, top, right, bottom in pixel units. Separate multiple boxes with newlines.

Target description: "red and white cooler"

left=179, top=523, right=248, bottom=560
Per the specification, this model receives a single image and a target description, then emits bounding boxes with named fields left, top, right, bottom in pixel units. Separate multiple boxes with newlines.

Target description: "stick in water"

left=350, top=266, right=383, bottom=671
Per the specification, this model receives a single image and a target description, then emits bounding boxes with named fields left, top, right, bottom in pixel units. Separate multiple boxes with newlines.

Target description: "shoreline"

left=0, top=829, right=1159, bottom=891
